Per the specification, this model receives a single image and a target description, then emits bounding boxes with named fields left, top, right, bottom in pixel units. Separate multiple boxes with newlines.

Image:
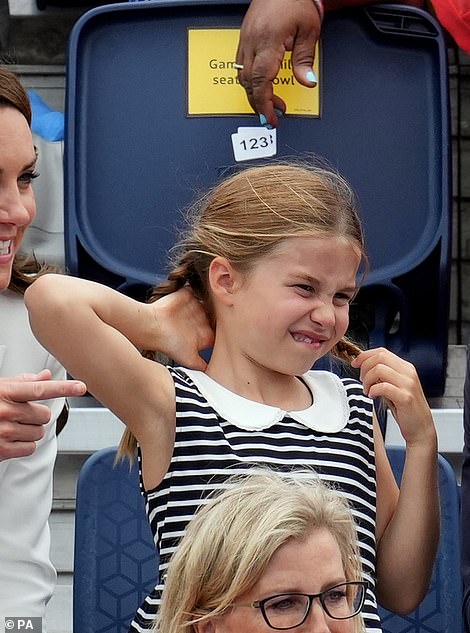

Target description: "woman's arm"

left=25, top=274, right=214, bottom=487
left=352, top=348, right=439, bottom=613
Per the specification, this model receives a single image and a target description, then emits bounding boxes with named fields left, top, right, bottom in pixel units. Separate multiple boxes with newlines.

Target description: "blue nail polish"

left=259, top=113, right=267, bottom=126
left=307, top=70, right=317, bottom=83
left=274, top=108, right=284, bottom=118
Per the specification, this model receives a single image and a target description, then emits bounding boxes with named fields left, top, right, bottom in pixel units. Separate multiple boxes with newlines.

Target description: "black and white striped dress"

left=129, top=367, right=381, bottom=632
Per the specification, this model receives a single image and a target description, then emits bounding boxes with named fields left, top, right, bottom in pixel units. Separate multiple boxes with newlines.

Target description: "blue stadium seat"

left=73, top=447, right=157, bottom=633
left=460, top=345, right=470, bottom=632
left=379, top=446, right=463, bottom=633
left=64, top=2, right=451, bottom=397
left=73, top=445, right=462, bottom=632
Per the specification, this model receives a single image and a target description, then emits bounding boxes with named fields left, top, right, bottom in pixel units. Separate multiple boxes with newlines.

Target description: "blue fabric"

left=27, top=90, right=64, bottom=142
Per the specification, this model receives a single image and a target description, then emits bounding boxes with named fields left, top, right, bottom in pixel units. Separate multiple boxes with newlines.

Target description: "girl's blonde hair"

left=119, top=161, right=365, bottom=459
left=153, top=469, right=366, bottom=633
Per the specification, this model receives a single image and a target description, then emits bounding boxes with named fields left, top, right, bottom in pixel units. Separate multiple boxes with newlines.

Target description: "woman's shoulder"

left=0, top=289, right=29, bottom=325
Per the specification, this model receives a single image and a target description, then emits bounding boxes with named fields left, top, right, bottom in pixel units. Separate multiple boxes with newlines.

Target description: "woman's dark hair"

left=0, top=66, right=60, bottom=293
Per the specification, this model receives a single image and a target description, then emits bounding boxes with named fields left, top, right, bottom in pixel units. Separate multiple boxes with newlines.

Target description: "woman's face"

left=195, top=528, right=358, bottom=633
left=0, top=105, right=37, bottom=291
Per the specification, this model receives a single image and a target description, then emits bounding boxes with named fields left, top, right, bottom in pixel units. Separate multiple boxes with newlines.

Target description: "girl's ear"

left=208, top=256, right=241, bottom=306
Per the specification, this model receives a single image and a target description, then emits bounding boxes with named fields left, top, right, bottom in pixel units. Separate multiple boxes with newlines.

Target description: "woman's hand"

left=235, top=0, right=322, bottom=127
left=0, top=370, right=86, bottom=460
left=352, top=347, right=436, bottom=448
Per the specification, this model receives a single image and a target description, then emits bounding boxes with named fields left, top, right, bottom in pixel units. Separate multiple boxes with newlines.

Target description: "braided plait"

left=331, top=337, right=363, bottom=364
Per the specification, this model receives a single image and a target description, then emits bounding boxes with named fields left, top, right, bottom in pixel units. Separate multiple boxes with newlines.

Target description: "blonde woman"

left=155, top=469, right=366, bottom=633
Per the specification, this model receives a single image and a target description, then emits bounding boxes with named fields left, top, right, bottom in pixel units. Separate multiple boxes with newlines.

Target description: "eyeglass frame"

left=235, top=580, right=368, bottom=630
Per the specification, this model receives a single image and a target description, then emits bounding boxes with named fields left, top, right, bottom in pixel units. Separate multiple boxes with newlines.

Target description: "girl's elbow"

left=377, top=580, right=431, bottom=615
left=25, top=274, right=64, bottom=308
left=24, top=277, right=42, bottom=312
left=25, top=275, right=69, bottom=327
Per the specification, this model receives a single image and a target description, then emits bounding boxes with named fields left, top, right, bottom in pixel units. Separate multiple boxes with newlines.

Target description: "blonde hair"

left=119, top=161, right=365, bottom=459
left=153, top=469, right=366, bottom=633
left=154, top=162, right=363, bottom=323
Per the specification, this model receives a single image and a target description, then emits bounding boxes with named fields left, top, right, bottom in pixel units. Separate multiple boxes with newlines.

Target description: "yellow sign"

left=187, top=28, right=320, bottom=117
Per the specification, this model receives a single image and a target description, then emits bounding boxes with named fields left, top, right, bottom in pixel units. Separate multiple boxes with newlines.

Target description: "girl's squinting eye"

left=295, top=284, right=314, bottom=294
left=19, top=171, right=39, bottom=187
left=334, top=293, right=354, bottom=306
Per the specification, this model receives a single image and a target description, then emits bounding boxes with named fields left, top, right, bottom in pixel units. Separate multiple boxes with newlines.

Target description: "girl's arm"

left=25, top=274, right=214, bottom=488
left=352, top=348, right=439, bottom=614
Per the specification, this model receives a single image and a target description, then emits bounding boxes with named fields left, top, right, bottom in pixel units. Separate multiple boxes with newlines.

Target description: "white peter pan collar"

left=180, top=368, right=349, bottom=433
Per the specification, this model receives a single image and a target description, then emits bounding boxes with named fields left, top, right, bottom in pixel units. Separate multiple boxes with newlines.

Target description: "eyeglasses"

left=236, top=581, right=368, bottom=630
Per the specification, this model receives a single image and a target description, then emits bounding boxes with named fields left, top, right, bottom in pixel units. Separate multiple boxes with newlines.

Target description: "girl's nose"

left=310, top=300, right=335, bottom=329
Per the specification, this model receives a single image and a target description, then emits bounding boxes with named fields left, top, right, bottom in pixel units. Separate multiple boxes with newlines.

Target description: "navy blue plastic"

left=379, top=446, right=463, bottom=633
left=73, top=447, right=158, bottom=633
left=73, top=445, right=462, bottom=633
left=65, top=2, right=451, bottom=395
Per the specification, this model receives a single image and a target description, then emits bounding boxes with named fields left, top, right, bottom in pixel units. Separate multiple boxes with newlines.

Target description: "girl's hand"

left=351, top=347, right=436, bottom=448
left=151, top=287, right=215, bottom=370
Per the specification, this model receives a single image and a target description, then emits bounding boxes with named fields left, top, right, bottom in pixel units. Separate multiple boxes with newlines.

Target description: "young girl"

left=25, top=163, right=439, bottom=633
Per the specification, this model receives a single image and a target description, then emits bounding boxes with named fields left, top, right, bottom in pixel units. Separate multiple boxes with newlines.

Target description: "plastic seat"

left=73, top=445, right=462, bottom=632
left=378, top=446, right=463, bottom=633
left=73, top=447, right=157, bottom=633
left=461, top=345, right=470, bottom=631
left=64, top=2, right=451, bottom=397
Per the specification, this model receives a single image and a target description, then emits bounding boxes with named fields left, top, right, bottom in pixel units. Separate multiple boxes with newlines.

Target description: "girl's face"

left=0, top=106, right=37, bottom=291
left=195, top=528, right=357, bottom=633
left=225, top=235, right=360, bottom=377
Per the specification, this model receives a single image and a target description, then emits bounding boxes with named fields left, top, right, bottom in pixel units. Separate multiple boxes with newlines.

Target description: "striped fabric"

left=129, top=367, right=381, bottom=632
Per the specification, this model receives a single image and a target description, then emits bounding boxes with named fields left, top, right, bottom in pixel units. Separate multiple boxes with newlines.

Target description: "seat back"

left=64, top=2, right=451, bottom=396
left=74, top=445, right=462, bottom=632
left=379, top=446, right=463, bottom=633
left=462, top=346, right=470, bottom=631
left=73, top=447, right=157, bottom=633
